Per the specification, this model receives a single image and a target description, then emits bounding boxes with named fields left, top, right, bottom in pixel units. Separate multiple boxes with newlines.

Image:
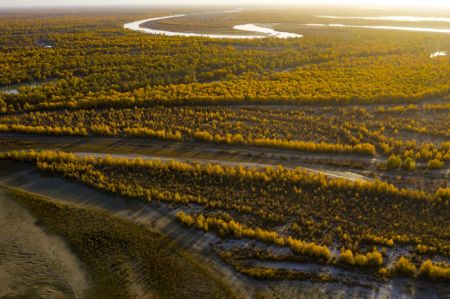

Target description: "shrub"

left=419, top=260, right=450, bottom=282
left=366, top=249, right=383, bottom=267
left=338, top=249, right=354, bottom=265
left=427, top=159, right=444, bottom=170
left=393, top=256, right=416, bottom=276
left=354, top=254, right=368, bottom=266
left=402, top=157, right=416, bottom=171
left=386, top=154, right=402, bottom=170
left=435, top=188, right=450, bottom=201
left=378, top=267, right=390, bottom=278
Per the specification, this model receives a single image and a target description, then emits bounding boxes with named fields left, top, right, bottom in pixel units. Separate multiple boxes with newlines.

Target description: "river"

left=124, top=12, right=450, bottom=38
left=124, top=13, right=302, bottom=39
left=304, top=23, right=450, bottom=34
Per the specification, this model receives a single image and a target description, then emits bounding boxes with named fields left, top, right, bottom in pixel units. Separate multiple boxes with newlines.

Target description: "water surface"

left=124, top=14, right=302, bottom=39
left=317, top=15, right=450, bottom=22
left=304, top=23, right=450, bottom=33
left=430, top=51, right=448, bottom=58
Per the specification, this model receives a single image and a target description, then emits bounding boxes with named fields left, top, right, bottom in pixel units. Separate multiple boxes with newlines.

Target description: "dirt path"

left=0, top=189, right=90, bottom=299
left=74, top=151, right=371, bottom=182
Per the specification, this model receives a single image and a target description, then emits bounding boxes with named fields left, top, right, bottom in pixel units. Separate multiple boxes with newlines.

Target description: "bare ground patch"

left=0, top=190, right=90, bottom=299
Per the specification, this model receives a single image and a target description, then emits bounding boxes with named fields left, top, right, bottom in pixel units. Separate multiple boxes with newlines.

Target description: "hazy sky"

left=2, top=0, right=450, bottom=8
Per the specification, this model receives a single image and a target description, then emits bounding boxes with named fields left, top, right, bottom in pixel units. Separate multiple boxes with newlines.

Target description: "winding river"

left=317, top=15, right=450, bottom=22
left=124, top=14, right=302, bottom=39
left=125, top=12, right=450, bottom=39
left=309, top=15, right=450, bottom=34
left=304, top=23, right=450, bottom=34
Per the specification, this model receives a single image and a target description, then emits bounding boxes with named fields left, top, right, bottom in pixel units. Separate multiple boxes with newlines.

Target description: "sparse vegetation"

left=6, top=188, right=237, bottom=299
left=1, top=149, right=449, bottom=280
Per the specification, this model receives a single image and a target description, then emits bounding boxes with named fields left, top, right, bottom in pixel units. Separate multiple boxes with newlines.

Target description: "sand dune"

left=0, top=189, right=90, bottom=298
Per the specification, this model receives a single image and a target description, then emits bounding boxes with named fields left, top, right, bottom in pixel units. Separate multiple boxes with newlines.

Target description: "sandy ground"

left=0, top=189, right=90, bottom=299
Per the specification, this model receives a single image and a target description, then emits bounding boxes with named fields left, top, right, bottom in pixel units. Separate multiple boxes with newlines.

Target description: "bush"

left=435, top=188, right=450, bottom=201
left=419, top=260, right=450, bottom=282
left=427, top=159, right=444, bottom=170
left=402, top=157, right=416, bottom=171
left=366, top=249, right=383, bottom=267
left=378, top=267, right=390, bottom=278
left=354, top=254, right=368, bottom=266
left=393, top=256, right=416, bottom=276
left=386, top=154, right=402, bottom=170
left=338, top=249, right=354, bottom=265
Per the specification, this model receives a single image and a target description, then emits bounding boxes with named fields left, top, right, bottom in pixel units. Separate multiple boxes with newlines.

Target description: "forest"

left=0, top=9, right=449, bottom=113
left=0, top=6, right=449, bottom=298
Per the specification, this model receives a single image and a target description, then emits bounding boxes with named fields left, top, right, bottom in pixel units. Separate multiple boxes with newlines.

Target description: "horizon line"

left=1, top=4, right=450, bottom=9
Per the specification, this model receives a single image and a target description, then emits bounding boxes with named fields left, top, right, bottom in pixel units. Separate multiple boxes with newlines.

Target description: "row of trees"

left=193, top=130, right=376, bottom=155
left=177, top=210, right=450, bottom=283
left=1, top=149, right=448, bottom=257
left=176, top=211, right=331, bottom=261
left=1, top=149, right=447, bottom=203
left=1, top=104, right=448, bottom=161
left=382, top=256, right=450, bottom=282
left=338, top=248, right=383, bottom=267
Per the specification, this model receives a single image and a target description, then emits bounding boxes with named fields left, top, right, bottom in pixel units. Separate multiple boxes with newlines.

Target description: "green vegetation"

left=6, top=187, right=237, bottom=299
